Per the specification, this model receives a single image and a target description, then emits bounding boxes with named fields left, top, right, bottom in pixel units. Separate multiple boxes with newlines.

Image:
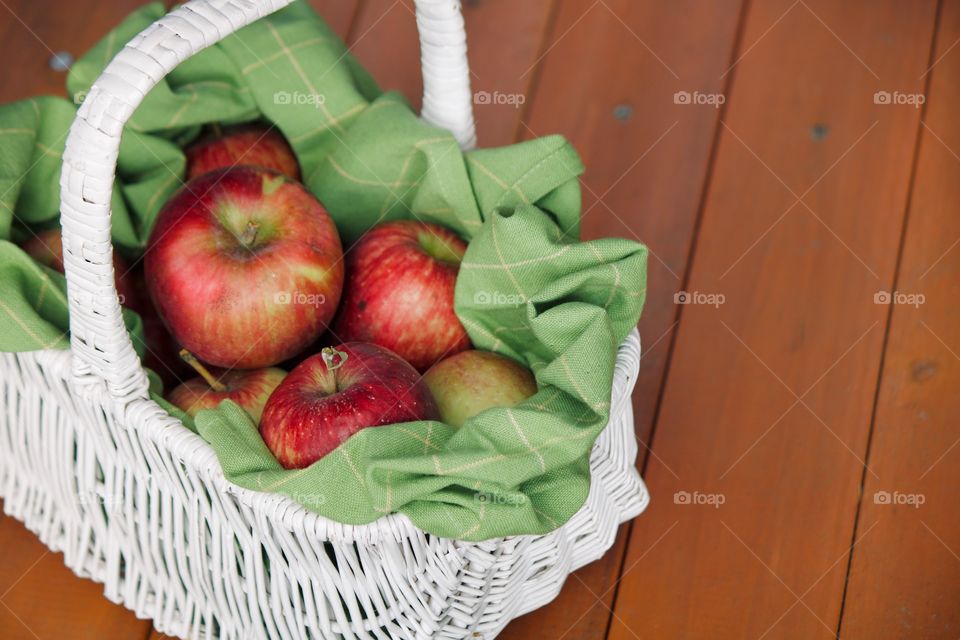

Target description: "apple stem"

left=210, top=122, right=223, bottom=138
left=321, top=347, right=348, bottom=371
left=239, top=221, right=260, bottom=247
left=179, top=349, right=227, bottom=392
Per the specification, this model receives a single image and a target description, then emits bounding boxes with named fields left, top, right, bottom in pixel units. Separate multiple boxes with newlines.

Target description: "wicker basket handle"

left=59, top=0, right=475, bottom=399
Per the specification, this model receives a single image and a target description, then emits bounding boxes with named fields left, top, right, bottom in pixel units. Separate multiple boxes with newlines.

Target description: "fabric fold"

left=0, top=0, right=647, bottom=540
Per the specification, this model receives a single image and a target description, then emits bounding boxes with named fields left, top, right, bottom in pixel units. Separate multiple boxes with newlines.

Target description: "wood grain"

left=0, top=0, right=144, bottom=102
left=0, top=508, right=149, bottom=639
left=501, top=1, right=745, bottom=638
left=609, top=0, right=937, bottom=638
left=839, top=1, right=960, bottom=637
left=348, top=0, right=555, bottom=148
left=0, top=0, right=954, bottom=638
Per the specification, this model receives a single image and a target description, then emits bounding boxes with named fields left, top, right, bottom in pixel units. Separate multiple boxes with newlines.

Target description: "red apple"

left=127, top=268, right=195, bottom=387
left=260, top=342, right=439, bottom=469
left=145, top=166, right=344, bottom=369
left=423, top=350, right=537, bottom=427
left=21, top=230, right=191, bottom=385
left=185, top=123, right=301, bottom=181
left=168, top=350, right=286, bottom=421
left=22, top=227, right=138, bottom=307
left=332, top=221, right=471, bottom=371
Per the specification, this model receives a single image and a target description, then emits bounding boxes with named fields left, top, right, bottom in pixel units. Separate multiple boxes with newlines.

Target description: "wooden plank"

left=839, top=1, right=960, bottom=636
left=500, top=1, right=745, bottom=638
left=347, top=0, right=556, bottom=148
left=608, top=0, right=938, bottom=638
left=0, top=507, right=150, bottom=639
left=0, top=0, right=145, bottom=103
left=0, top=0, right=357, bottom=105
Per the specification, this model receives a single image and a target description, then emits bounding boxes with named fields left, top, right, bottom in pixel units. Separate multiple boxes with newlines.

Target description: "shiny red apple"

left=185, top=123, right=301, bottom=181
left=168, top=350, right=286, bottom=421
left=22, top=227, right=138, bottom=306
left=128, top=269, right=195, bottom=387
left=332, top=221, right=471, bottom=371
left=423, top=350, right=537, bottom=427
left=259, top=342, right=439, bottom=469
left=145, top=166, right=344, bottom=369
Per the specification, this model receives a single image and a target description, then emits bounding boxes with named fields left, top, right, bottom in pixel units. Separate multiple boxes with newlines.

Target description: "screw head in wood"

left=49, top=51, right=74, bottom=72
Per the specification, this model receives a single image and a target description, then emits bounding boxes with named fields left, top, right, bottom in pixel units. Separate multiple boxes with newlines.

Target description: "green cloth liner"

left=0, top=1, right=647, bottom=540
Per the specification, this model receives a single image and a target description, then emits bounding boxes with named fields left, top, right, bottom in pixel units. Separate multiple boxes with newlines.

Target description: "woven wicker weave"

left=0, top=1, right=649, bottom=638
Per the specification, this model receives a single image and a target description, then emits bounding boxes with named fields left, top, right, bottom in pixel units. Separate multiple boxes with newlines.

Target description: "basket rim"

left=28, top=328, right=640, bottom=544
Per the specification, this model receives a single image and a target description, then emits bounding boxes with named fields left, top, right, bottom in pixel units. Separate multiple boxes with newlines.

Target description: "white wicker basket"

left=0, top=1, right=649, bottom=638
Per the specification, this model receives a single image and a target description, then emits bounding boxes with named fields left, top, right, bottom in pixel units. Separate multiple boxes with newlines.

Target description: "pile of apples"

left=24, top=123, right=539, bottom=470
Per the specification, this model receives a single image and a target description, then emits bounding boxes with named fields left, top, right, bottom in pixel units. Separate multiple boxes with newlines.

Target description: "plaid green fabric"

left=0, top=1, right=647, bottom=540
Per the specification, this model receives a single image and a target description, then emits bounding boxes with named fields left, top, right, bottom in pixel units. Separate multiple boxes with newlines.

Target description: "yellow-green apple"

left=259, top=342, right=439, bottom=469
left=332, top=221, right=471, bottom=371
left=185, top=123, right=301, bottom=181
left=21, top=227, right=138, bottom=306
left=144, top=166, right=344, bottom=369
left=423, top=350, right=537, bottom=427
left=168, top=349, right=285, bottom=421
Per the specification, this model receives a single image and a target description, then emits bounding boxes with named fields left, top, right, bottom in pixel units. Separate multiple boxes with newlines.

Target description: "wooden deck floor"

left=1, top=1, right=958, bottom=638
